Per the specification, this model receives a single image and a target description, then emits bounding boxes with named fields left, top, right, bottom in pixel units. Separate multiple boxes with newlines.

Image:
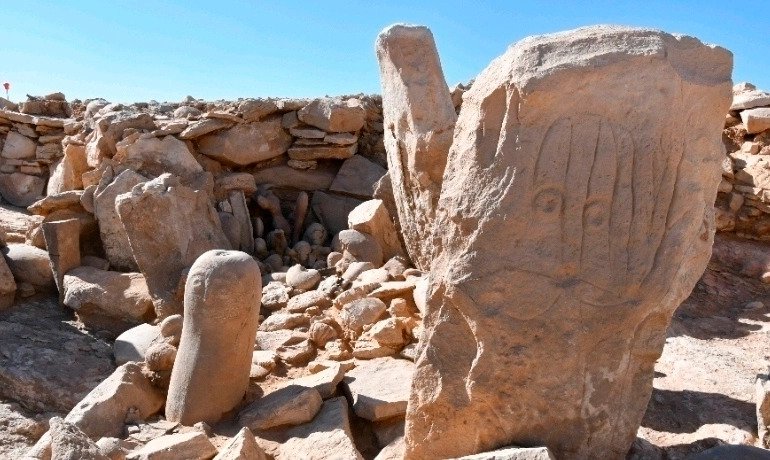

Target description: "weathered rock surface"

left=197, top=120, right=292, bottom=166
left=298, top=98, right=366, bottom=133
left=0, top=252, right=16, bottom=309
left=1, top=243, right=54, bottom=290
left=0, top=297, right=113, bottom=413
left=114, top=323, right=161, bottom=365
left=272, top=397, right=363, bottom=460
left=376, top=24, right=457, bottom=271
left=1, top=132, right=37, bottom=160
left=62, top=267, right=155, bottom=335
left=239, top=385, right=323, bottom=430
left=93, top=169, right=147, bottom=271
left=330, top=155, right=387, bottom=198
left=166, top=250, right=261, bottom=425
left=456, top=446, right=556, bottom=460
left=125, top=431, right=217, bottom=460
left=348, top=199, right=406, bottom=261
left=401, top=25, right=732, bottom=459
left=343, top=357, right=414, bottom=421
left=49, top=417, right=107, bottom=460
left=115, top=174, right=231, bottom=317
left=114, top=135, right=203, bottom=178
left=213, top=427, right=266, bottom=460
left=0, top=173, right=46, bottom=207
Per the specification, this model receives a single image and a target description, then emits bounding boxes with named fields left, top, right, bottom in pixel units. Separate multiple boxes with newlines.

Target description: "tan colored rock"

left=456, top=446, right=556, bottom=460
left=286, top=361, right=345, bottom=398
left=166, top=250, right=261, bottom=425
left=343, top=357, right=414, bottom=421
left=113, top=135, right=203, bottom=178
left=287, top=289, right=331, bottom=313
left=348, top=199, right=406, bottom=261
left=741, top=107, right=770, bottom=134
left=273, top=397, right=363, bottom=460
left=115, top=174, right=231, bottom=317
left=310, top=192, right=364, bottom=236
left=285, top=264, right=321, bottom=290
left=94, top=169, right=147, bottom=271
left=297, top=98, right=365, bottom=133
left=114, top=323, right=161, bottom=365
left=330, top=155, right=387, bottom=198
left=42, top=218, right=81, bottom=295
left=239, top=385, right=323, bottom=430
left=1, top=243, right=54, bottom=289
left=125, top=431, right=217, bottom=460
left=0, top=251, right=16, bottom=309
left=333, top=229, right=383, bottom=266
left=287, top=144, right=357, bottom=161
left=26, top=362, right=164, bottom=459
left=47, top=144, right=89, bottom=194
left=340, top=297, right=387, bottom=336
left=0, top=172, right=46, bottom=207
left=213, top=427, right=266, bottom=460
left=197, top=120, right=292, bottom=166
left=401, top=26, right=732, bottom=459
left=178, top=117, right=233, bottom=139
left=376, top=24, right=457, bottom=271
left=731, top=88, right=770, bottom=110
left=49, top=417, right=107, bottom=460
left=757, top=374, right=770, bottom=448
left=1, top=131, right=36, bottom=159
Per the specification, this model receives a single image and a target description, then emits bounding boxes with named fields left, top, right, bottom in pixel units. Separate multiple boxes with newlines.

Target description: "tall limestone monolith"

left=376, top=24, right=457, bottom=271
left=400, top=26, right=732, bottom=459
left=165, top=250, right=261, bottom=425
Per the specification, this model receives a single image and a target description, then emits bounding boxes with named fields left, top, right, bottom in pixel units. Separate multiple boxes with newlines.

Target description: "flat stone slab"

left=342, top=357, right=414, bottom=421
left=0, top=295, right=113, bottom=412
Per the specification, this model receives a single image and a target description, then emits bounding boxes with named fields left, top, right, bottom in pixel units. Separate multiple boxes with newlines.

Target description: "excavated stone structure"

left=376, top=24, right=457, bottom=271
left=381, top=26, right=733, bottom=459
left=165, top=250, right=261, bottom=425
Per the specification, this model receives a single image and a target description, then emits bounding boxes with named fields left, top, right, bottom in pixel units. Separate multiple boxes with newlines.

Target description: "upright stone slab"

left=115, top=174, right=231, bottom=318
left=166, top=250, right=261, bottom=425
left=94, top=169, right=147, bottom=271
left=42, top=218, right=81, bottom=295
left=376, top=24, right=457, bottom=270
left=401, top=26, right=732, bottom=459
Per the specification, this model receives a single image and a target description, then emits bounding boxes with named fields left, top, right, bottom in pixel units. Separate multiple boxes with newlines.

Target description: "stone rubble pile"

left=717, top=82, right=770, bottom=240
left=0, top=23, right=744, bottom=460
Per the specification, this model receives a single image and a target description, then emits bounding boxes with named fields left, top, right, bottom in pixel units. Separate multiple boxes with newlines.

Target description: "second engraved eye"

left=583, top=201, right=606, bottom=227
left=533, top=188, right=563, bottom=215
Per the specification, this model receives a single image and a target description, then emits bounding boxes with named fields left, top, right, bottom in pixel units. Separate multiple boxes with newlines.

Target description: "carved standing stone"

left=165, top=250, right=261, bottom=425
left=396, top=26, right=732, bottom=459
left=376, top=24, right=457, bottom=270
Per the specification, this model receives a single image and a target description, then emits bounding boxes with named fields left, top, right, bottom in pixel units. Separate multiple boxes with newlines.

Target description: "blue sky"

left=2, top=1, right=767, bottom=103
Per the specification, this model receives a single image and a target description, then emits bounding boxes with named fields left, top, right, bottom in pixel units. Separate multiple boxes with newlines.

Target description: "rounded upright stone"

left=165, top=250, right=261, bottom=425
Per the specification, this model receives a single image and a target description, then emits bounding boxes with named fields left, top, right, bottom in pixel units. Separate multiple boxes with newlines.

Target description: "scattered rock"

left=239, top=385, right=323, bottom=430
left=125, top=431, right=217, bottom=460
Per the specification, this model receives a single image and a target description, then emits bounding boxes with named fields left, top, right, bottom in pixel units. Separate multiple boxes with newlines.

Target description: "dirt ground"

left=1, top=234, right=769, bottom=459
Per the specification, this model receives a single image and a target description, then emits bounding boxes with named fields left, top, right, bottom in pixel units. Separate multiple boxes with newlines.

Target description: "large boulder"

left=376, top=25, right=457, bottom=271
left=62, top=266, right=155, bottom=335
left=394, top=26, right=732, bottom=459
left=115, top=174, right=231, bottom=318
left=197, top=119, right=292, bottom=166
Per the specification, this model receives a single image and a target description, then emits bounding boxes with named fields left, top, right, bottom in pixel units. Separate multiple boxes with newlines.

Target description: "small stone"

left=287, top=290, right=332, bottom=313
left=262, top=282, right=291, bottom=311
left=260, top=312, right=309, bottom=332
left=286, top=264, right=321, bottom=290
left=309, top=322, right=338, bottom=348
left=340, top=297, right=387, bottom=336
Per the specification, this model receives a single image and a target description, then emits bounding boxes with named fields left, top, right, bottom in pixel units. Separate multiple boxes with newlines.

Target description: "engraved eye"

left=583, top=201, right=606, bottom=227
left=533, top=188, right=563, bottom=215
